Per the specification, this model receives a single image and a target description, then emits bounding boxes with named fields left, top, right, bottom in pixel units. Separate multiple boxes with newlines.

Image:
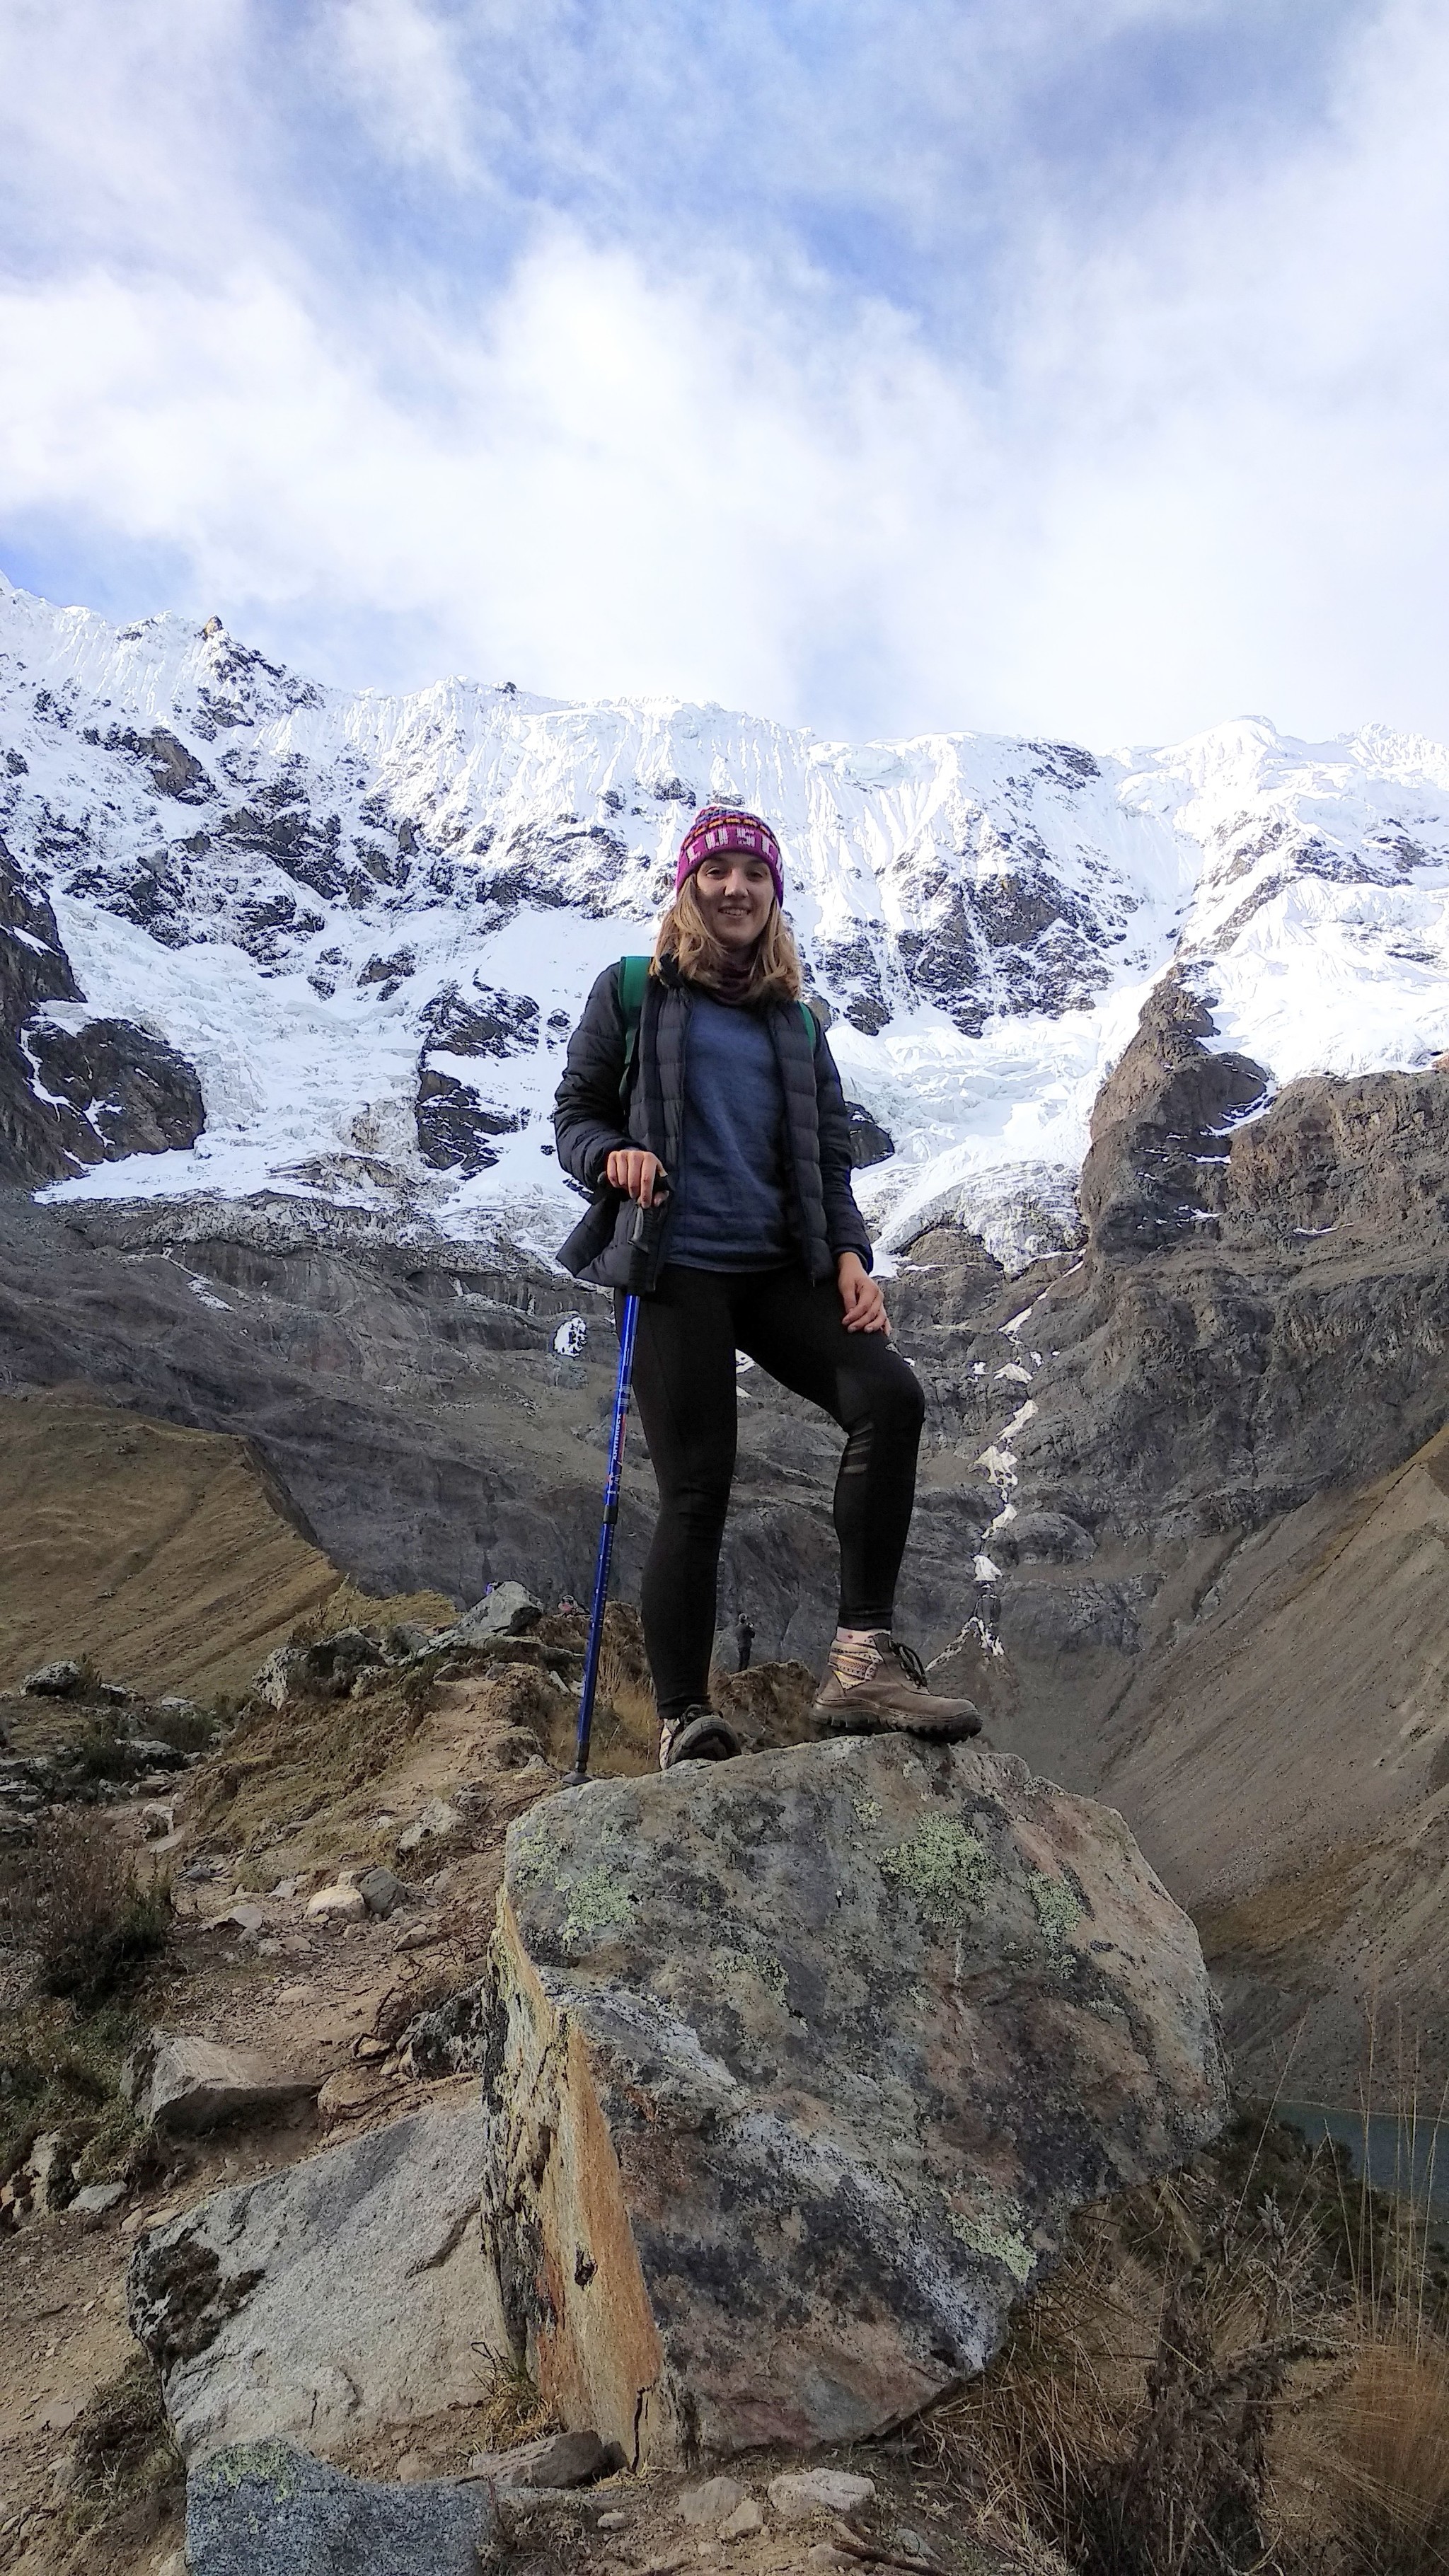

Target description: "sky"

left=2, top=0, right=1447, bottom=750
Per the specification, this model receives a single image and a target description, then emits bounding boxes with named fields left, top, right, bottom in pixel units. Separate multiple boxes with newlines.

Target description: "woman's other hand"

left=606, top=1148, right=667, bottom=1206
left=837, top=1252, right=889, bottom=1335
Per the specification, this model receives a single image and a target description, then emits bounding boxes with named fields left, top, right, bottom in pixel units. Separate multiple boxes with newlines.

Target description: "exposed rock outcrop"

left=0, top=833, right=84, bottom=1184
left=26, top=1014, right=205, bottom=1157
left=480, top=1734, right=1226, bottom=2462
left=1, top=834, right=207, bottom=1182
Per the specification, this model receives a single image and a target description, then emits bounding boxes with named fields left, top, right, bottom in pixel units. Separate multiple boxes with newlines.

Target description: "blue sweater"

left=666, top=994, right=793, bottom=1270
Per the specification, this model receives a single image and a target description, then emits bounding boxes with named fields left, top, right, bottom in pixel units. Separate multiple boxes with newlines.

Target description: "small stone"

left=599, top=2509, right=629, bottom=2531
left=306, top=1882, right=367, bottom=1922
left=22, top=1659, right=87, bottom=1697
left=473, top=2428, right=620, bottom=2490
left=357, top=1866, right=407, bottom=1917
left=270, top=1877, right=301, bottom=1899
left=222, top=1903, right=265, bottom=1936
left=805, top=2548, right=850, bottom=2571
left=679, top=2477, right=746, bottom=2527
left=394, top=2449, right=424, bottom=2481
left=452, top=1582, right=541, bottom=1643
left=768, top=2471, right=876, bottom=2524
left=719, top=2497, right=764, bottom=2538
left=38, top=2396, right=85, bottom=2432
left=396, top=1798, right=458, bottom=1855
left=71, top=2182, right=127, bottom=2215
left=276, top=1981, right=316, bottom=2003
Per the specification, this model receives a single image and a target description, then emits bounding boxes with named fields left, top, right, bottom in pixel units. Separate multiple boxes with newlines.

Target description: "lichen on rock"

left=879, top=1813, right=989, bottom=1918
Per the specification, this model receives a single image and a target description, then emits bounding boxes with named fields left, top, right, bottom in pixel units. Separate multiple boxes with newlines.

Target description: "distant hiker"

left=553, top=803, right=981, bottom=1770
left=732, top=1611, right=755, bottom=1673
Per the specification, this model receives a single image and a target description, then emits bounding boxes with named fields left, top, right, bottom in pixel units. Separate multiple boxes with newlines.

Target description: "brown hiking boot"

left=812, top=1631, right=982, bottom=1741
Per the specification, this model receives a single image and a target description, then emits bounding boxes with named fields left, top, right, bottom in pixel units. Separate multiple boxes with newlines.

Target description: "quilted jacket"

left=551, top=957, right=874, bottom=1291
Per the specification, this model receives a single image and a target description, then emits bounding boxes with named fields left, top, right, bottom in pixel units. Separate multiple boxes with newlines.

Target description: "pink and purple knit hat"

left=676, top=804, right=784, bottom=907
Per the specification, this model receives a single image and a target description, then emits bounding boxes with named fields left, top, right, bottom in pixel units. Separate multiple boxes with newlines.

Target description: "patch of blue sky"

left=223, top=1, right=1379, bottom=322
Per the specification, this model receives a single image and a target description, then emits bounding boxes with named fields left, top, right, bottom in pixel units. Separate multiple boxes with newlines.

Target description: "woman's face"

left=691, top=853, right=775, bottom=949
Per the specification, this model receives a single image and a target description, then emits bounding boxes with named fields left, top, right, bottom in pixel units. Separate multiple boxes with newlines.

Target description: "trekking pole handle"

left=625, top=1172, right=668, bottom=1288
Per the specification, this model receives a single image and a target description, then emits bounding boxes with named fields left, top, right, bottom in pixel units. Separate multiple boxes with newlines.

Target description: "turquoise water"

left=1276, top=2101, right=1449, bottom=2218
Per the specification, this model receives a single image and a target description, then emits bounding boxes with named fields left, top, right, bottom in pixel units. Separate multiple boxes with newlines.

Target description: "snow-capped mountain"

left=4, top=570, right=1449, bottom=1271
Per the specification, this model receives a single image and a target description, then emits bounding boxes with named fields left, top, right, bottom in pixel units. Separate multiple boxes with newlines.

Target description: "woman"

left=553, top=803, right=981, bottom=1769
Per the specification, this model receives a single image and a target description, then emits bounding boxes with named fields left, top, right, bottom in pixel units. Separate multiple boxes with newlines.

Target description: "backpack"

left=616, top=954, right=816, bottom=1104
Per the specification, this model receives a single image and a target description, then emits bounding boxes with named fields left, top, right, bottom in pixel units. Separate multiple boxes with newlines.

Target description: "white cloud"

left=1, top=0, right=1447, bottom=748
left=318, top=0, right=475, bottom=180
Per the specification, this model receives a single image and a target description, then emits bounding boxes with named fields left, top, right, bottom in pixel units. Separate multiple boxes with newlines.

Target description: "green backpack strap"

left=617, top=956, right=650, bottom=1103
left=616, top=953, right=816, bottom=1103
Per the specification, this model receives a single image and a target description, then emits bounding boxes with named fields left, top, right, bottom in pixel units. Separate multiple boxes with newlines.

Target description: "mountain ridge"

left=5, top=570, right=1449, bottom=1271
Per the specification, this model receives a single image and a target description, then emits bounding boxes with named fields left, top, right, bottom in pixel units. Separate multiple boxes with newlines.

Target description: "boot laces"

left=889, top=1639, right=929, bottom=1690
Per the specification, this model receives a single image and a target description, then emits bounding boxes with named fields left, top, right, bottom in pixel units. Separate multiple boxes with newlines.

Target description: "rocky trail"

left=0, top=1474, right=1232, bottom=2576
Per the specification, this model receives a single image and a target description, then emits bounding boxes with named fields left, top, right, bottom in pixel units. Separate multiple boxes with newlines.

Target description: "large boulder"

left=483, top=1735, right=1226, bottom=2463
left=129, top=2098, right=505, bottom=2461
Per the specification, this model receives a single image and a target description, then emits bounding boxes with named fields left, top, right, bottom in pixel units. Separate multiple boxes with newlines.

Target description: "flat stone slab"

left=122, top=2033, right=316, bottom=2134
left=129, top=2097, right=505, bottom=2461
left=187, top=2442, right=497, bottom=2576
left=484, top=1735, right=1226, bottom=2461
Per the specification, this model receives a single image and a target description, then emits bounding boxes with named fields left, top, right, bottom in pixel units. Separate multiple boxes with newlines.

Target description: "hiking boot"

left=659, top=1706, right=743, bottom=1770
left=812, top=1632, right=981, bottom=1742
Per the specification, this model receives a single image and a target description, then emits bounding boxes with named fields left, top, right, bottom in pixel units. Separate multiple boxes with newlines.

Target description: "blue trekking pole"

left=565, top=1186, right=662, bottom=1786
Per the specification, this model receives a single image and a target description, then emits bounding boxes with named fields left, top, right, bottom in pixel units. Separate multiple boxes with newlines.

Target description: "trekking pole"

left=565, top=1184, right=663, bottom=1787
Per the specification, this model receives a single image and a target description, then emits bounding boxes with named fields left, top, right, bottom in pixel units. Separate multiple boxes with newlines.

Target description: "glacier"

left=4, top=570, right=1449, bottom=1273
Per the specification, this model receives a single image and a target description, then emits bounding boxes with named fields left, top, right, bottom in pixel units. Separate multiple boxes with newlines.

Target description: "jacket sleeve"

left=553, top=966, right=633, bottom=1191
left=813, top=1021, right=874, bottom=1271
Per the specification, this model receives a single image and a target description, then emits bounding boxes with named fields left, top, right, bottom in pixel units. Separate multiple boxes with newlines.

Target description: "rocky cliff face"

left=1, top=833, right=204, bottom=1185
left=916, top=975, right=1449, bottom=2093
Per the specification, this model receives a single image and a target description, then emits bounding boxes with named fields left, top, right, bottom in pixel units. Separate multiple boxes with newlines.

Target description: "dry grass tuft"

left=921, top=2078, right=1449, bottom=2576
left=1297, top=2338, right=1449, bottom=2569
left=1, top=1810, right=171, bottom=2004
left=473, top=2343, right=552, bottom=2448
left=0, top=1997, right=141, bottom=2184
left=923, top=2123, right=1355, bottom=2576
left=59, top=2353, right=183, bottom=2553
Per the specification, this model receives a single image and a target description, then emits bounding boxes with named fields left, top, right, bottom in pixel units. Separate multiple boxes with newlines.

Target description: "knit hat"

left=676, top=804, right=784, bottom=908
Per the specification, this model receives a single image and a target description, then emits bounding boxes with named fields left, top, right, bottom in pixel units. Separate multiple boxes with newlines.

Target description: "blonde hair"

left=652, top=874, right=803, bottom=1003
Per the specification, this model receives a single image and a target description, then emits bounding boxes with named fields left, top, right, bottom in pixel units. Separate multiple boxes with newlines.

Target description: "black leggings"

left=620, top=1264, right=926, bottom=1722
